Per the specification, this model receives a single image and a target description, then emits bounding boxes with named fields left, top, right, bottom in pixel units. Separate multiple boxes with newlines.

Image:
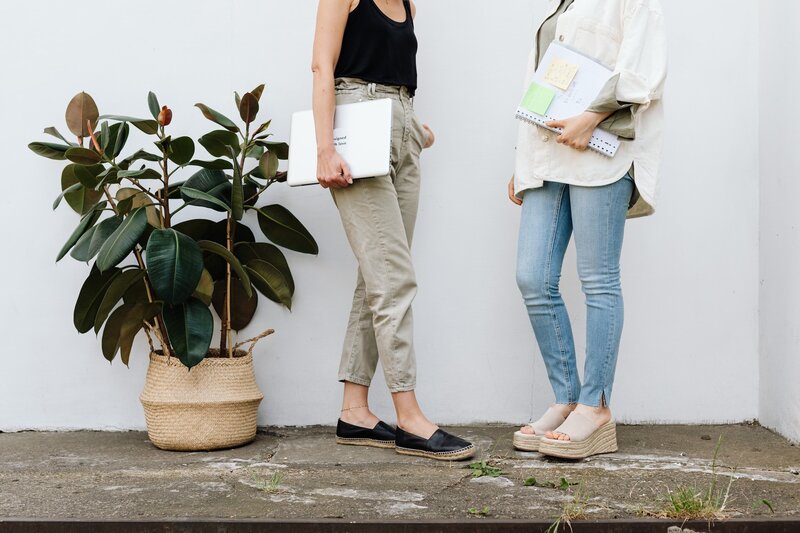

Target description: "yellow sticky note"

left=544, top=57, right=579, bottom=90
left=521, top=82, right=556, bottom=116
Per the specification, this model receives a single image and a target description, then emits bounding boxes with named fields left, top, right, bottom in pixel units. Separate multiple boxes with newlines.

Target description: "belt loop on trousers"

left=367, top=83, right=377, bottom=97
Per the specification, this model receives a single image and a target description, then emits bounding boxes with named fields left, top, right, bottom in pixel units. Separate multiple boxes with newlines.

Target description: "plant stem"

left=226, top=213, right=233, bottom=358
left=103, top=186, right=171, bottom=357
left=219, top=212, right=232, bottom=356
left=161, top=156, right=171, bottom=228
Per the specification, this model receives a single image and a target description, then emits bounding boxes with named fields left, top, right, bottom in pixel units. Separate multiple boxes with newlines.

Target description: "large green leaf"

left=162, top=298, right=213, bottom=368
left=195, top=103, right=239, bottom=132
left=244, top=260, right=292, bottom=310
left=117, top=168, right=162, bottom=180
left=70, top=216, right=123, bottom=262
left=74, top=265, right=120, bottom=334
left=235, top=242, right=294, bottom=294
left=60, top=164, right=103, bottom=215
left=146, top=228, right=204, bottom=305
left=198, top=130, right=240, bottom=158
left=96, top=207, right=149, bottom=272
left=258, top=151, right=279, bottom=179
left=168, top=136, right=195, bottom=166
left=173, top=219, right=215, bottom=241
left=65, top=147, right=103, bottom=165
left=52, top=182, right=83, bottom=210
left=98, top=115, right=159, bottom=135
left=121, top=149, right=162, bottom=167
left=56, top=202, right=105, bottom=261
left=94, top=268, right=147, bottom=333
left=110, top=122, right=130, bottom=159
left=102, top=301, right=162, bottom=364
left=28, top=142, right=70, bottom=160
left=238, top=92, right=259, bottom=124
left=202, top=220, right=256, bottom=280
left=65, top=92, right=99, bottom=137
left=197, top=240, right=252, bottom=297
left=182, top=188, right=231, bottom=213
left=193, top=269, right=214, bottom=306
left=251, top=84, right=265, bottom=102
left=43, top=127, right=76, bottom=146
left=147, top=91, right=160, bottom=120
left=68, top=163, right=104, bottom=188
left=183, top=168, right=227, bottom=192
left=187, top=158, right=232, bottom=170
left=212, top=279, right=258, bottom=331
left=245, top=144, right=264, bottom=161
left=180, top=168, right=231, bottom=212
left=255, top=141, right=290, bottom=160
left=256, top=205, right=319, bottom=255
left=116, top=188, right=161, bottom=228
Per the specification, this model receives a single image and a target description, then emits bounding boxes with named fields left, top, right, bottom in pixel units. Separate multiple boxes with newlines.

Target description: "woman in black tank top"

left=311, top=0, right=474, bottom=462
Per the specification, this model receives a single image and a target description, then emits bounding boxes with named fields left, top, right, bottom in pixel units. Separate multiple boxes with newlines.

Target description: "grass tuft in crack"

left=546, top=482, right=589, bottom=533
left=249, top=470, right=284, bottom=493
left=653, top=436, right=734, bottom=520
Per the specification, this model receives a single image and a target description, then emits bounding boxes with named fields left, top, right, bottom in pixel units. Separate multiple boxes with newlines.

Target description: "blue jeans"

left=516, top=175, right=634, bottom=407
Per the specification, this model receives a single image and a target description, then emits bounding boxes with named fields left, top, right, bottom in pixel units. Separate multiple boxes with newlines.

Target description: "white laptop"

left=287, top=98, right=393, bottom=187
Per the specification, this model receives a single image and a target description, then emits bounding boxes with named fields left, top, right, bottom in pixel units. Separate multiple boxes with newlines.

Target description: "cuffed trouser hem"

left=339, top=375, right=372, bottom=387
left=387, top=383, right=416, bottom=393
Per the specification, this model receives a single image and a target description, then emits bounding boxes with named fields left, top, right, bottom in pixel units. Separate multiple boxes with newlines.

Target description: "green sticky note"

left=521, top=82, right=555, bottom=116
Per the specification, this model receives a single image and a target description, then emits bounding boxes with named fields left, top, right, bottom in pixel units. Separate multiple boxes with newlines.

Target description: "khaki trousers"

left=331, top=78, right=427, bottom=393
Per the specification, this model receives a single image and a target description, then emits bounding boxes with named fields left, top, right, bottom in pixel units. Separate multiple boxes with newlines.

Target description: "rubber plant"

left=29, top=86, right=318, bottom=368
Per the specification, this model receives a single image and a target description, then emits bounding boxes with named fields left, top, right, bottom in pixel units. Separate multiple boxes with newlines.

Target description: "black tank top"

left=334, top=0, right=418, bottom=95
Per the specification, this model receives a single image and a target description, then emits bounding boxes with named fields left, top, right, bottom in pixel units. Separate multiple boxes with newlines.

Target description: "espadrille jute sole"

left=335, top=436, right=396, bottom=449
left=395, top=444, right=476, bottom=461
left=538, top=421, right=618, bottom=459
left=512, top=431, right=542, bottom=452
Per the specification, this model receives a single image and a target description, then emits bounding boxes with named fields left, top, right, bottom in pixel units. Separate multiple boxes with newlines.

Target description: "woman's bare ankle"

left=340, top=406, right=380, bottom=428
left=397, top=413, right=438, bottom=439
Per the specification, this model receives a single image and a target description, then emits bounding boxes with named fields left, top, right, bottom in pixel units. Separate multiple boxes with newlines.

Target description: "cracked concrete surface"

left=0, top=424, right=798, bottom=521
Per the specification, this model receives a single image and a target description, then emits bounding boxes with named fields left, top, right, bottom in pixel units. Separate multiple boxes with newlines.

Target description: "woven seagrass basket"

left=140, top=347, right=263, bottom=451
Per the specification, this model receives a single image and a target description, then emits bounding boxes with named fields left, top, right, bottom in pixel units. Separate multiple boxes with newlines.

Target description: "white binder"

left=288, top=99, right=393, bottom=187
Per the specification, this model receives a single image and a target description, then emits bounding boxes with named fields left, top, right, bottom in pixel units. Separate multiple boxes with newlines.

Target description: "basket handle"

left=233, top=328, right=275, bottom=353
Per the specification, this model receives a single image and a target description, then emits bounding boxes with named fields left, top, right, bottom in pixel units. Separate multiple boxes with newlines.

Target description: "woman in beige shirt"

left=510, top=0, right=667, bottom=459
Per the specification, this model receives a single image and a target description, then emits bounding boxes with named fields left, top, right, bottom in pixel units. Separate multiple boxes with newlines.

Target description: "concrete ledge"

left=2, top=519, right=800, bottom=532
left=1, top=424, right=798, bottom=524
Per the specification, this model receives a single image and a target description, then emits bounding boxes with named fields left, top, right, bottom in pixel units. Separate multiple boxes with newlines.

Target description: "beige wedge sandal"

left=512, top=406, right=569, bottom=452
left=537, top=412, right=618, bottom=459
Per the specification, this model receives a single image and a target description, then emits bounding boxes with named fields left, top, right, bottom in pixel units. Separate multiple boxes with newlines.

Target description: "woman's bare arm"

left=312, top=0, right=354, bottom=188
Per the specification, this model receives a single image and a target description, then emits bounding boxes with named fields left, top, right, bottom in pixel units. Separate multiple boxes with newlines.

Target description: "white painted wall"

left=759, top=1, right=800, bottom=443
left=0, top=1, right=763, bottom=431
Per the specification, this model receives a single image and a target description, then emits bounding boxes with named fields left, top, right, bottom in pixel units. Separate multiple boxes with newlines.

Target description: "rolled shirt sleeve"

left=586, top=74, right=638, bottom=140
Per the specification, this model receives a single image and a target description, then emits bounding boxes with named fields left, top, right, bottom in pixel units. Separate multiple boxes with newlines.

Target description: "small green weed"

left=755, top=498, right=775, bottom=514
left=466, top=460, right=505, bottom=478
left=467, top=505, right=491, bottom=517
left=524, top=476, right=579, bottom=490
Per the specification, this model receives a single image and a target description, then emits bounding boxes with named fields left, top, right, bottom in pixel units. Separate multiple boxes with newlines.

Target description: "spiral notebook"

left=515, top=42, right=621, bottom=158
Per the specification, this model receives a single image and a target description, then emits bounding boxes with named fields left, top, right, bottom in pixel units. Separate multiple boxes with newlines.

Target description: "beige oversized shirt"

left=514, top=0, right=668, bottom=218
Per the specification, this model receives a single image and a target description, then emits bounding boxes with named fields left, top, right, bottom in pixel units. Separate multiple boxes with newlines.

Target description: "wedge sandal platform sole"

left=537, top=421, right=618, bottom=459
left=512, top=431, right=542, bottom=452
